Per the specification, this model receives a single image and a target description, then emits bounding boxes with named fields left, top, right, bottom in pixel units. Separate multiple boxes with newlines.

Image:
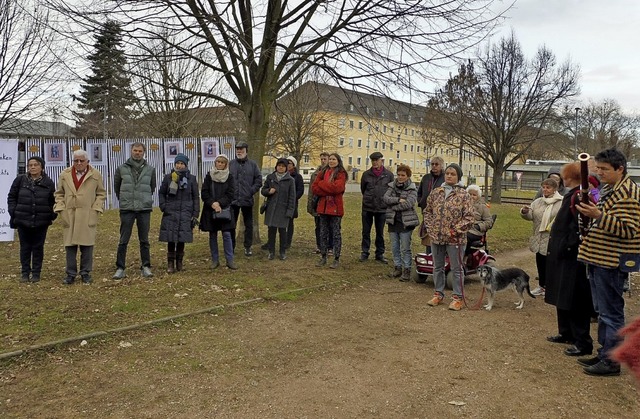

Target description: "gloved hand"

left=190, top=217, right=199, bottom=229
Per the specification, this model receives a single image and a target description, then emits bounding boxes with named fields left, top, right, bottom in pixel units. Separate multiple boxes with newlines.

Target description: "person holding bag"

left=158, top=153, right=200, bottom=273
left=261, top=158, right=296, bottom=261
left=200, top=155, right=237, bottom=270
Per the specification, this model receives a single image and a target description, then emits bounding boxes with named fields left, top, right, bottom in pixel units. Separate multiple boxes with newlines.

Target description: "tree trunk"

left=490, top=166, right=504, bottom=204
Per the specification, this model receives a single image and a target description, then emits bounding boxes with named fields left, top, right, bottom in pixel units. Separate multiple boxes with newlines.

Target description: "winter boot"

left=176, top=251, right=184, bottom=272
left=400, top=268, right=411, bottom=282
left=167, top=252, right=176, bottom=274
left=316, top=255, right=327, bottom=267
left=390, top=266, right=402, bottom=278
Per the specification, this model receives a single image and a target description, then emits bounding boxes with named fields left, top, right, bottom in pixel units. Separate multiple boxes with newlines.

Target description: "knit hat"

left=28, top=156, right=45, bottom=169
left=276, top=157, right=289, bottom=169
left=445, top=163, right=463, bottom=181
left=174, top=153, right=189, bottom=166
left=286, top=156, right=297, bottom=167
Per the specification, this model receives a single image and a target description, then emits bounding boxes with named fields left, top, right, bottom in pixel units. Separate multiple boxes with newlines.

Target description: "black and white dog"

left=477, top=266, right=535, bottom=311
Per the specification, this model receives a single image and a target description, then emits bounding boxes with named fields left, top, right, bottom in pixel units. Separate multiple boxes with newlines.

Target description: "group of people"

left=6, top=141, right=311, bottom=282
left=521, top=149, right=640, bottom=377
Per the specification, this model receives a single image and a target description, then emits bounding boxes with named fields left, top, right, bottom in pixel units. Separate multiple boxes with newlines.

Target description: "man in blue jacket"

left=229, top=141, right=262, bottom=256
left=113, top=142, right=156, bottom=279
left=360, top=152, right=394, bottom=263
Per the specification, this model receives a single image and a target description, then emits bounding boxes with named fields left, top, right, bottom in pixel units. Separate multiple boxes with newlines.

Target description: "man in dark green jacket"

left=112, top=142, right=157, bottom=279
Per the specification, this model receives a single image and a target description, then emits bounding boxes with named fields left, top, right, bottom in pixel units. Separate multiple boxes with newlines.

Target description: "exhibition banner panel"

left=0, top=139, right=19, bottom=241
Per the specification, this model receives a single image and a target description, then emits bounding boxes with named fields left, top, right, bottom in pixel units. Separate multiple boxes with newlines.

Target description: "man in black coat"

left=359, top=152, right=394, bottom=263
left=417, top=156, right=445, bottom=252
left=229, top=141, right=262, bottom=256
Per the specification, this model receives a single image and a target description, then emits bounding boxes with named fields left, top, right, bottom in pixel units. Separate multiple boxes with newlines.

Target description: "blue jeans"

left=431, top=243, right=465, bottom=298
left=116, top=211, right=151, bottom=269
left=209, top=231, right=234, bottom=263
left=389, top=230, right=413, bottom=269
left=587, top=264, right=626, bottom=362
left=361, top=211, right=386, bottom=258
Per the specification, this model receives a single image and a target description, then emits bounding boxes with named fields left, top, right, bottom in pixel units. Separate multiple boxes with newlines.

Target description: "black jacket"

left=199, top=173, right=236, bottom=232
left=360, top=167, right=394, bottom=213
left=261, top=172, right=295, bottom=229
left=7, top=174, right=57, bottom=229
left=417, top=171, right=445, bottom=210
left=158, top=171, right=200, bottom=243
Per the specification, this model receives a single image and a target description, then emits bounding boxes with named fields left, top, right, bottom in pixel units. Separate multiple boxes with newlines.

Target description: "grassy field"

left=0, top=193, right=530, bottom=355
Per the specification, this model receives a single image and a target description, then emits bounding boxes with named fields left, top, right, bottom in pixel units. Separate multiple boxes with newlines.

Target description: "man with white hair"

left=54, top=149, right=107, bottom=285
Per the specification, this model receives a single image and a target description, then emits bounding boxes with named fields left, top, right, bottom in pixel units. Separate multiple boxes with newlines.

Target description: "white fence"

left=23, top=137, right=236, bottom=209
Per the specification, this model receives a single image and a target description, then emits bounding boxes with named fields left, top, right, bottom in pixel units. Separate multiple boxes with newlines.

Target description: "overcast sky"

left=491, top=0, right=640, bottom=112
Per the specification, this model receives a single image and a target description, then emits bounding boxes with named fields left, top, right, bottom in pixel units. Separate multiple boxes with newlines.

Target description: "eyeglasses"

left=73, top=159, right=86, bottom=163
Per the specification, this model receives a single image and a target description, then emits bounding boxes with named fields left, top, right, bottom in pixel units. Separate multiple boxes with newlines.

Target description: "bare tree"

left=132, top=32, right=223, bottom=138
left=268, top=80, right=338, bottom=163
left=48, top=0, right=508, bottom=159
left=427, top=33, right=579, bottom=202
left=0, top=0, right=65, bottom=129
left=562, top=100, right=639, bottom=157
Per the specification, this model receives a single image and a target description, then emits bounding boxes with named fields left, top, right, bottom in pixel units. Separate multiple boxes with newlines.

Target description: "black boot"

left=316, top=255, right=327, bottom=267
left=176, top=251, right=184, bottom=271
left=167, top=252, right=176, bottom=274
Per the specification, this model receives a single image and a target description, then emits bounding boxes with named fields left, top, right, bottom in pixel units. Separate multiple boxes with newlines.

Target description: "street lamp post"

left=574, top=107, right=581, bottom=157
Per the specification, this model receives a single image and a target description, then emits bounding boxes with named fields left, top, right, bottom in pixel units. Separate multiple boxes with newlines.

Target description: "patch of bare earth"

left=1, top=248, right=639, bottom=418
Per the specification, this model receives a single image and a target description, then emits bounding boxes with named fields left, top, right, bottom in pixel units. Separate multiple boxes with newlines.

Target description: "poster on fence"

left=201, top=139, right=219, bottom=162
left=0, top=139, right=19, bottom=241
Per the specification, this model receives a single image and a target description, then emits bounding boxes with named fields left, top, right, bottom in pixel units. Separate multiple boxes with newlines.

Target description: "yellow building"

left=273, top=82, right=491, bottom=185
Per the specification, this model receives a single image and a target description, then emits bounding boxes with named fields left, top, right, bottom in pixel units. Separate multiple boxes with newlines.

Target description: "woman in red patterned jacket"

left=311, top=153, right=347, bottom=269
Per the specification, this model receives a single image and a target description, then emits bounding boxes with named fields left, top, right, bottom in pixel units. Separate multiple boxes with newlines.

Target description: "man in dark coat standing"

left=112, top=142, right=156, bottom=279
left=229, top=141, right=262, bottom=256
left=417, top=156, right=445, bottom=253
left=359, top=152, right=394, bottom=263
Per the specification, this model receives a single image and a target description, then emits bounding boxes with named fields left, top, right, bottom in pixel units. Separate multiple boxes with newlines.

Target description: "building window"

left=358, top=121, right=363, bottom=130
left=380, top=109, right=385, bottom=117
left=410, top=145, right=414, bottom=152
left=403, top=144, right=407, bottom=152
left=390, top=127, right=394, bottom=134
left=411, top=129, right=415, bottom=136
left=348, top=137, right=353, bottom=147
left=396, top=151, right=400, bottom=159
left=374, top=141, right=379, bottom=149
left=383, top=125, right=387, bottom=133
left=348, top=156, right=353, bottom=165
left=390, top=143, right=394, bottom=151
left=349, top=120, right=354, bottom=129
left=382, top=142, right=386, bottom=150
left=303, top=155, right=309, bottom=164
left=357, top=138, right=362, bottom=148
left=338, top=118, right=345, bottom=129
left=397, top=134, right=401, bottom=142
left=416, top=146, right=420, bottom=153
left=388, top=158, right=393, bottom=166
left=357, top=157, right=362, bottom=166
left=339, top=136, right=345, bottom=146
left=375, top=124, right=379, bottom=131
left=349, top=104, right=354, bottom=112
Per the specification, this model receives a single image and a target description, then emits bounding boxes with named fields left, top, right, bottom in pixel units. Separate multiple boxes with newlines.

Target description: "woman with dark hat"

left=261, top=158, right=296, bottom=260
left=158, top=153, right=200, bottom=272
left=7, top=156, right=57, bottom=282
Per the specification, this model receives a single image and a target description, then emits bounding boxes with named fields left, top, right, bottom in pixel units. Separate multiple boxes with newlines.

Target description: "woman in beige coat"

left=54, top=150, right=107, bottom=285
left=520, top=178, right=562, bottom=296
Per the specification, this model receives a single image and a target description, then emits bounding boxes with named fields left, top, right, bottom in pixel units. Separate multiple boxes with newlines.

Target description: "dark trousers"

left=535, top=252, right=548, bottom=288
left=315, top=216, right=333, bottom=250
left=319, top=215, right=342, bottom=259
left=65, top=245, right=94, bottom=278
left=231, top=205, right=254, bottom=250
left=116, top=211, right=151, bottom=269
left=286, top=217, right=296, bottom=249
left=17, top=226, right=49, bottom=277
left=209, top=231, right=234, bottom=262
left=588, top=264, right=626, bottom=362
left=361, top=210, right=386, bottom=257
left=557, top=307, right=593, bottom=353
left=167, top=242, right=185, bottom=254
left=268, top=226, right=287, bottom=253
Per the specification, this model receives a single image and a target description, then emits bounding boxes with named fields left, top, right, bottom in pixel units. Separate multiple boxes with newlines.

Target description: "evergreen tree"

left=74, top=20, right=137, bottom=138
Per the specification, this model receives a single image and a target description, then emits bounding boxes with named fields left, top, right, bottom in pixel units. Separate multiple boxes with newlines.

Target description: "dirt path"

left=1, top=248, right=639, bottom=418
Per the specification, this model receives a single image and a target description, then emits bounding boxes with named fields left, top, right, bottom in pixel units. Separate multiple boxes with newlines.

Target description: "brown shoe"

left=427, top=293, right=443, bottom=306
left=449, top=298, right=464, bottom=311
